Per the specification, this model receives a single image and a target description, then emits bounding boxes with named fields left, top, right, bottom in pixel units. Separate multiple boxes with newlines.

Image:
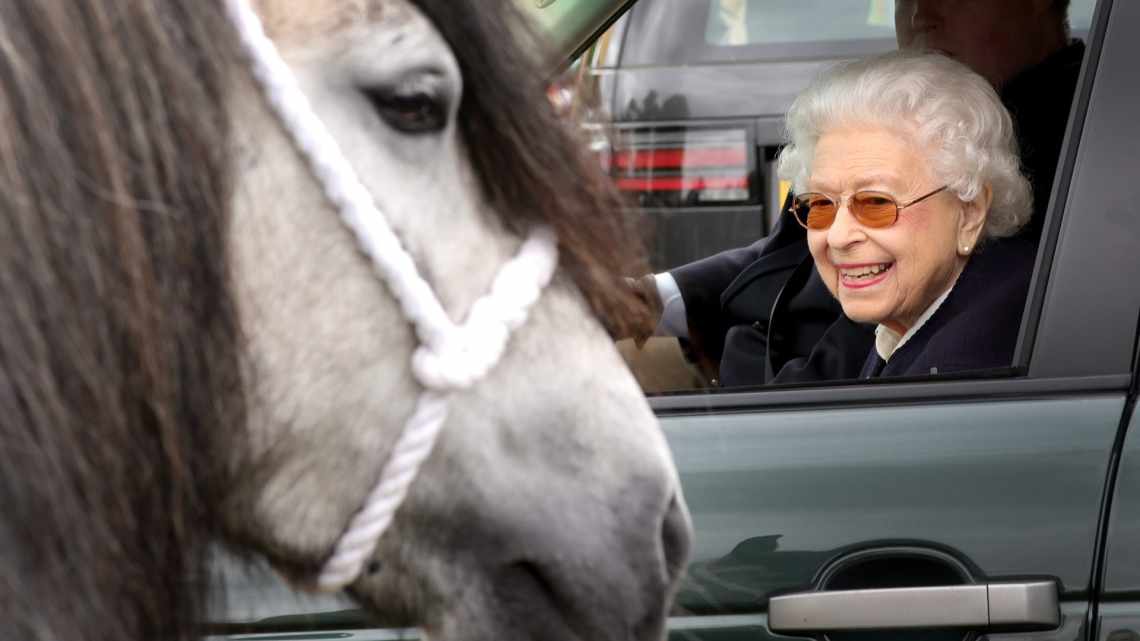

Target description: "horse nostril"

left=507, top=559, right=559, bottom=603
left=498, top=559, right=592, bottom=639
left=661, top=493, right=692, bottom=584
left=630, top=493, right=692, bottom=641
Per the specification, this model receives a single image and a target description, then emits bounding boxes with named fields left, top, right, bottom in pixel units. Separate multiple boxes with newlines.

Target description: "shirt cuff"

left=654, top=272, right=689, bottom=339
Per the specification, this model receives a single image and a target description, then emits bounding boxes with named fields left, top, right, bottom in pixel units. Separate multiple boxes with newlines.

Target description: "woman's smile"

left=835, top=261, right=895, bottom=289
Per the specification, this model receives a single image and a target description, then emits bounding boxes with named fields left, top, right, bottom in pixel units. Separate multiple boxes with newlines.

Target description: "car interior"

left=567, top=0, right=1101, bottom=395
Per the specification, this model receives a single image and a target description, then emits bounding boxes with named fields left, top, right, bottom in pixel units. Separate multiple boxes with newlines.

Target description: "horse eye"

left=363, top=87, right=447, bottom=135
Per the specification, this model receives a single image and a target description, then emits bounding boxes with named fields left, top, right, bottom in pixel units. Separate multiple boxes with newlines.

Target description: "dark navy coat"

left=858, top=236, right=1037, bottom=378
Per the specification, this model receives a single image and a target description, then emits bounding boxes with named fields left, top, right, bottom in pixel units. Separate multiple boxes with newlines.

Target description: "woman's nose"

left=826, top=203, right=865, bottom=249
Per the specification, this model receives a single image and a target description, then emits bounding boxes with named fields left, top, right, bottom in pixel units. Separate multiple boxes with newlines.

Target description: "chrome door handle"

left=768, top=581, right=1059, bottom=632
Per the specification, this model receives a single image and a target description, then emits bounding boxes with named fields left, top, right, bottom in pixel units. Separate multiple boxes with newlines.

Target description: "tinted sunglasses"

left=789, top=185, right=949, bottom=230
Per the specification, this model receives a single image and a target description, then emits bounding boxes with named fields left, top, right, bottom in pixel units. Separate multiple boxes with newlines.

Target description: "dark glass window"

left=615, top=0, right=895, bottom=67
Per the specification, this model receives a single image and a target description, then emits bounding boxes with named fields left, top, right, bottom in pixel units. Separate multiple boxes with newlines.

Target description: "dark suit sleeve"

left=665, top=194, right=804, bottom=373
left=667, top=239, right=766, bottom=366
left=669, top=240, right=766, bottom=318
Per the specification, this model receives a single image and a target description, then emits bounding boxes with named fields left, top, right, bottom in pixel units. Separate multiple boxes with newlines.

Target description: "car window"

left=569, top=0, right=1107, bottom=394
left=616, top=0, right=896, bottom=66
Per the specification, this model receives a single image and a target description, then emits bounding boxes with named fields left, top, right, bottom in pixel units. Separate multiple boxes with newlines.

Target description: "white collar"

left=874, top=285, right=955, bottom=362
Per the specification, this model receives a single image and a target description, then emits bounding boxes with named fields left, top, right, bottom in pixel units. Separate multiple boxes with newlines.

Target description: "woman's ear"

left=958, top=184, right=992, bottom=256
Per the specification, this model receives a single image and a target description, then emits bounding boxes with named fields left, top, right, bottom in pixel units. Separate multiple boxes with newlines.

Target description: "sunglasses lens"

left=852, top=192, right=898, bottom=227
left=794, top=194, right=837, bottom=230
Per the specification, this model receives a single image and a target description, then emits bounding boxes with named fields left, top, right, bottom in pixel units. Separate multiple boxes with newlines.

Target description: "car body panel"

left=1104, top=410, right=1140, bottom=594
left=209, top=604, right=1094, bottom=641
left=1096, top=604, right=1140, bottom=641
left=664, top=397, right=1121, bottom=609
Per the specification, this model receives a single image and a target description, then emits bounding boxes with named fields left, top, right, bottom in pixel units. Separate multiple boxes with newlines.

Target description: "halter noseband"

left=225, top=0, right=559, bottom=591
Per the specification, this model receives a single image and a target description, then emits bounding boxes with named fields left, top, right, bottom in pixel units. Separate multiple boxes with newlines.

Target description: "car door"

left=1091, top=9, right=1140, bottom=639
left=651, top=1, right=1140, bottom=640
left=1101, top=406, right=1140, bottom=641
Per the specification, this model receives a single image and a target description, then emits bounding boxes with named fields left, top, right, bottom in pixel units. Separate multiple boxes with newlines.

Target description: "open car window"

left=564, top=0, right=1106, bottom=395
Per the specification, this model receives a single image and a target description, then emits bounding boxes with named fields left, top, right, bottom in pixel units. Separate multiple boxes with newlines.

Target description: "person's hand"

left=625, top=274, right=663, bottom=348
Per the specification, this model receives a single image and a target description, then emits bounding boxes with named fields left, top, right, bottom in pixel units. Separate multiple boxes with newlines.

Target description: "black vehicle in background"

left=571, top=0, right=1095, bottom=270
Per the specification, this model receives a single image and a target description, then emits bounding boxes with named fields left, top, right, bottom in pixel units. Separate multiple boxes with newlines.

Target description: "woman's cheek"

left=818, top=262, right=839, bottom=298
left=807, top=234, right=839, bottom=297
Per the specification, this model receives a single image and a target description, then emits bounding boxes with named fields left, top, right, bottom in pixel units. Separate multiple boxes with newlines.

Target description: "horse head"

left=223, top=0, right=692, bottom=639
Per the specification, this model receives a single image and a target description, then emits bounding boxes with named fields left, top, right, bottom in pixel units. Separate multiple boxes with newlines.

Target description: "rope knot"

left=412, top=318, right=510, bottom=390
left=411, top=227, right=559, bottom=392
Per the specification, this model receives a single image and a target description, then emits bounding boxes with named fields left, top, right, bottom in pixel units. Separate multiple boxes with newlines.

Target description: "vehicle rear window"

left=610, top=0, right=1099, bottom=68
left=618, top=0, right=896, bottom=66
left=705, top=0, right=894, bottom=47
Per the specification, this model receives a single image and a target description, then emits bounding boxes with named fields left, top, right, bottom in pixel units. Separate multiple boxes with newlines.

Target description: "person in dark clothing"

left=780, top=51, right=1034, bottom=380
left=644, top=0, right=1084, bottom=387
left=859, top=235, right=1037, bottom=378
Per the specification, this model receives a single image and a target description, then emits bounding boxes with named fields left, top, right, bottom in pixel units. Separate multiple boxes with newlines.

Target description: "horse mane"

left=0, top=3, right=242, bottom=640
left=410, top=0, right=652, bottom=336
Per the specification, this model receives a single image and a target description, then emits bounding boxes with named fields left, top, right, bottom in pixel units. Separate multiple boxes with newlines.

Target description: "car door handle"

left=768, top=581, right=1059, bottom=632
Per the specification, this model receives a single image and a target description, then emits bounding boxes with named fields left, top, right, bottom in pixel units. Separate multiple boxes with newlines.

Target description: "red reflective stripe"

left=615, top=175, right=749, bottom=191
left=612, top=147, right=747, bottom=169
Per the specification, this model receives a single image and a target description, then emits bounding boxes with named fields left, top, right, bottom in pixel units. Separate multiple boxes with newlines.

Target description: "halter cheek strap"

left=224, top=0, right=559, bottom=591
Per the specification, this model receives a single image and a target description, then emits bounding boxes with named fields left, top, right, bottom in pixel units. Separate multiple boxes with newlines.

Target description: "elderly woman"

left=776, top=52, right=1034, bottom=378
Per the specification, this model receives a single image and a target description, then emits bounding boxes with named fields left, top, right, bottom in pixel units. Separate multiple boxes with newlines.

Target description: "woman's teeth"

left=841, top=263, right=892, bottom=280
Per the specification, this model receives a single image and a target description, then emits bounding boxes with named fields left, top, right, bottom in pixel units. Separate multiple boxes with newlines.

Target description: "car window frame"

left=1017, top=0, right=1140, bottom=379
left=644, top=0, right=1131, bottom=412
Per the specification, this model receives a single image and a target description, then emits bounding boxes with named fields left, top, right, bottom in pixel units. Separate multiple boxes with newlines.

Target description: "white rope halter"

left=224, top=0, right=560, bottom=591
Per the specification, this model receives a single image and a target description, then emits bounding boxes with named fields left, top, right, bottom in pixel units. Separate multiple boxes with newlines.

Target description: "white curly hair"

left=777, top=51, right=1032, bottom=240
